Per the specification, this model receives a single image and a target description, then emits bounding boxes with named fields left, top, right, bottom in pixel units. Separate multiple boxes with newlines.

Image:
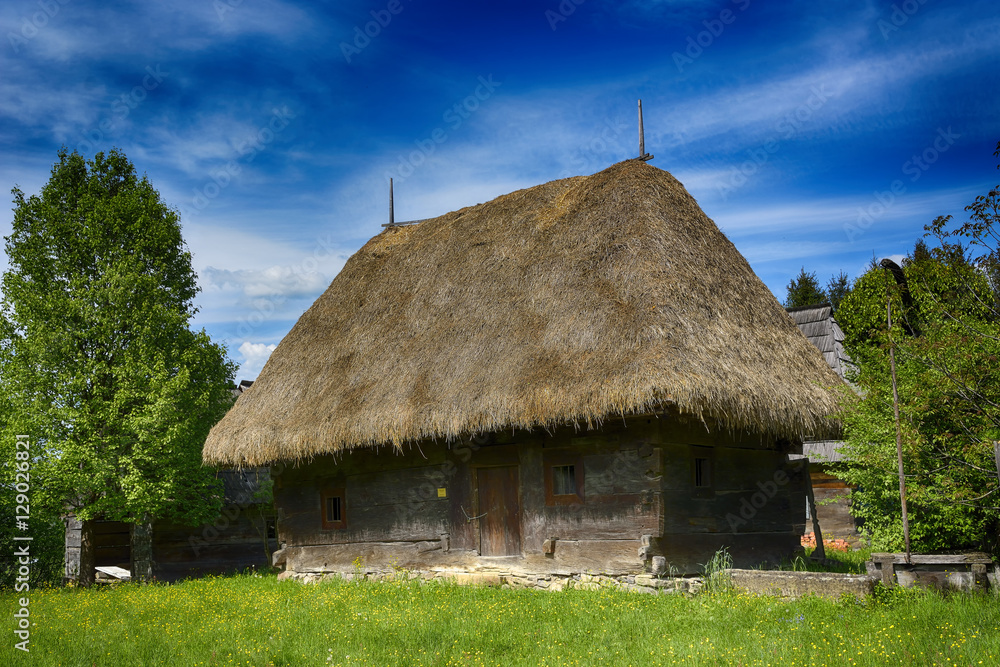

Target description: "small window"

left=321, top=488, right=346, bottom=530
left=544, top=454, right=583, bottom=506
left=552, top=465, right=576, bottom=496
left=694, top=457, right=711, bottom=488
left=326, top=496, right=342, bottom=522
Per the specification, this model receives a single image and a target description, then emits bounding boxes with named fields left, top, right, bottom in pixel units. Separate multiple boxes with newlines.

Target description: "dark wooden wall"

left=806, top=466, right=858, bottom=543
left=274, top=411, right=806, bottom=576
left=64, top=510, right=276, bottom=583
left=153, top=510, right=277, bottom=582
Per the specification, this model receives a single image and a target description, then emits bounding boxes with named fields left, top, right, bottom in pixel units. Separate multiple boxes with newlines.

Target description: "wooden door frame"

left=472, top=460, right=522, bottom=557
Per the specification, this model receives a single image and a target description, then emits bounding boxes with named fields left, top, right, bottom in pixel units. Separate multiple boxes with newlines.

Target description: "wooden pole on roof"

left=639, top=100, right=645, bottom=157
left=638, top=100, right=653, bottom=162
left=389, top=178, right=394, bottom=226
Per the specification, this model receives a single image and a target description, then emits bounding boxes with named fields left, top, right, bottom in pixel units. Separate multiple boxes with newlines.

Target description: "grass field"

left=3, top=572, right=998, bottom=666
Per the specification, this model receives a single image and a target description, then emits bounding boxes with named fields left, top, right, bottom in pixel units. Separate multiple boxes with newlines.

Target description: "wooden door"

left=477, top=466, right=521, bottom=556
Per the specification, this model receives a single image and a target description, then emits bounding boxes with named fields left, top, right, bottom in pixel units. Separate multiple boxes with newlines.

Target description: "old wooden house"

left=64, top=467, right=277, bottom=583
left=203, top=160, right=843, bottom=580
left=788, top=303, right=860, bottom=544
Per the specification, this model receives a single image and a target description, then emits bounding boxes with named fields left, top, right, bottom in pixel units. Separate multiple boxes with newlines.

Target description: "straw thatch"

left=204, top=160, right=843, bottom=466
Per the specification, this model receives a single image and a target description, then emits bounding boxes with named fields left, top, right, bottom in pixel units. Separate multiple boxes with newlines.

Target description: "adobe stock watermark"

left=545, top=0, right=585, bottom=31
left=716, top=84, right=834, bottom=201
left=12, top=434, right=33, bottom=653
left=558, top=115, right=628, bottom=179
left=184, top=105, right=296, bottom=217
left=672, top=0, right=751, bottom=73
left=383, top=75, right=501, bottom=184
left=7, top=0, right=71, bottom=54
left=340, top=0, right=408, bottom=64
left=843, top=127, right=960, bottom=242
left=877, top=0, right=932, bottom=40
left=75, top=65, right=169, bottom=155
left=725, top=461, right=802, bottom=533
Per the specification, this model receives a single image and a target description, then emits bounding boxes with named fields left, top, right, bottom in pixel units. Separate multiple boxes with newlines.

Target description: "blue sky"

left=2, top=0, right=998, bottom=379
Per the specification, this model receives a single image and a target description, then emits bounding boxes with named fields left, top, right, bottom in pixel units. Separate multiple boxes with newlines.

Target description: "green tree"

left=835, top=141, right=1000, bottom=552
left=0, top=149, right=236, bottom=585
left=826, top=271, right=851, bottom=312
left=785, top=267, right=828, bottom=308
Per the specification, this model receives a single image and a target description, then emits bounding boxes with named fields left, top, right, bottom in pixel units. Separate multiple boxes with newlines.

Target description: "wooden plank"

left=584, top=450, right=658, bottom=496
left=280, top=498, right=447, bottom=546
left=93, top=532, right=131, bottom=548
left=531, top=496, right=660, bottom=542
left=871, top=552, right=993, bottom=565
left=93, top=521, right=131, bottom=535
left=286, top=541, right=466, bottom=573
left=524, top=538, right=642, bottom=575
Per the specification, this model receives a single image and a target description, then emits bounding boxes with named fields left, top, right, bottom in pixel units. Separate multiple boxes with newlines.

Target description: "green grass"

left=795, top=546, right=874, bottom=574
left=2, top=572, right=999, bottom=666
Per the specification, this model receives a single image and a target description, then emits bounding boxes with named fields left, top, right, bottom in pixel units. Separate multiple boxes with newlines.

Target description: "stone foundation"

left=276, top=567, right=703, bottom=595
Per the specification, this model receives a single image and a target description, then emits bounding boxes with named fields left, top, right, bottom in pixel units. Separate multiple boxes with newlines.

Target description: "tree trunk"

left=131, top=516, right=153, bottom=582
left=78, top=519, right=96, bottom=587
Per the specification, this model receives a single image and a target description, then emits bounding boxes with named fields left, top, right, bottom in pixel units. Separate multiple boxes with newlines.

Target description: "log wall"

left=274, top=411, right=807, bottom=577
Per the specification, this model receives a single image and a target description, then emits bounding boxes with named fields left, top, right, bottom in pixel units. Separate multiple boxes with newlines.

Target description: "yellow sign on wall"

left=437, top=487, right=447, bottom=498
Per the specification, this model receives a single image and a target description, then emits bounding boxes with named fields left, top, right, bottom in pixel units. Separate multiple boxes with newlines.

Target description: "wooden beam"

left=381, top=218, right=429, bottom=228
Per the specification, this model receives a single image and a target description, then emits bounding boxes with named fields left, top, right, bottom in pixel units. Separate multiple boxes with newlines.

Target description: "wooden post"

left=805, top=467, right=826, bottom=560
left=78, top=519, right=96, bottom=587
left=637, top=100, right=653, bottom=161
left=886, top=294, right=912, bottom=564
left=638, top=99, right=645, bottom=158
left=131, top=516, right=153, bottom=582
left=389, top=178, right=394, bottom=226
left=994, top=441, right=1000, bottom=488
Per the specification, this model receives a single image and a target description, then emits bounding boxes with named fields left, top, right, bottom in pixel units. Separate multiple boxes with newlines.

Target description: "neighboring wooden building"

left=64, top=468, right=277, bottom=583
left=64, top=381, right=277, bottom=584
left=204, top=160, right=843, bottom=579
left=787, top=304, right=860, bottom=544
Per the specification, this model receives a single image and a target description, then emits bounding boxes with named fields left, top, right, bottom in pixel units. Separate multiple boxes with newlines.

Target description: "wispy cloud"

left=203, top=266, right=329, bottom=299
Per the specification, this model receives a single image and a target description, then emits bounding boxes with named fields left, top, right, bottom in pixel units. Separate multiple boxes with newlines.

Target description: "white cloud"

left=237, top=341, right=277, bottom=380
left=203, top=265, right=329, bottom=298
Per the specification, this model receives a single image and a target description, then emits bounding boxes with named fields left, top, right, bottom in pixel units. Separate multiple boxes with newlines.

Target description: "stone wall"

left=277, top=565, right=895, bottom=600
left=728, top=569, right=875, bottom=599
left=277, top=567, right=704, bottom=595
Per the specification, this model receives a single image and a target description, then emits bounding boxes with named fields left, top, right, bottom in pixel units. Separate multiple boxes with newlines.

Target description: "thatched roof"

left=204, top=160, right=843, bottom=466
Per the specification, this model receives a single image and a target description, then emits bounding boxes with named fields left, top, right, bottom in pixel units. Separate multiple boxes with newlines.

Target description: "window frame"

left=321, top=487, right=346, bottom=530
left=694, top=457, right=711, bottom=488
left=690, top=446, right=715, bottom=497
left=543, top=452, right=584, bottom=506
